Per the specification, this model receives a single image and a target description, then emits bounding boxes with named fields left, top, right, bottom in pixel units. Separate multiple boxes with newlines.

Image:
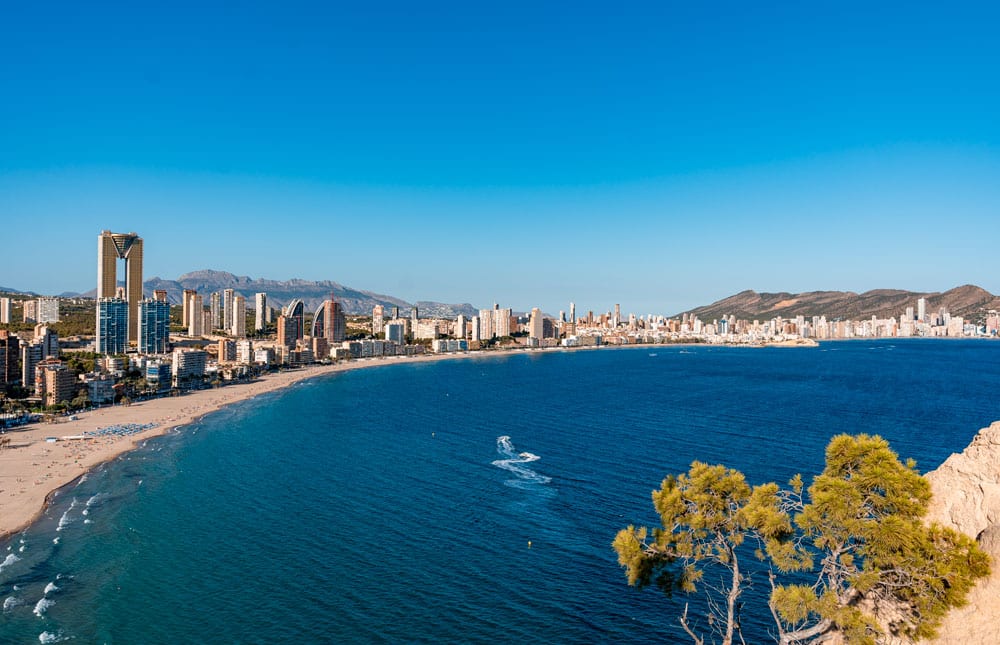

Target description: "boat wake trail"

left=491, top=436, right=551, bottom=489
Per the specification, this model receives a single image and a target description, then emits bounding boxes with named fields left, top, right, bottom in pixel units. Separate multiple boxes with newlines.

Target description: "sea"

left=2, top=339, right=999, bottom=644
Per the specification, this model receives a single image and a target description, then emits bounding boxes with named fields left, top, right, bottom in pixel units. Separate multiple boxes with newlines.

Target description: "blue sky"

left=2, top=1, right=998, bottom=316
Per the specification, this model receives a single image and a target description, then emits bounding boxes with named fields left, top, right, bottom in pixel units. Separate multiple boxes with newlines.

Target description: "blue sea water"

left=2, top=339, right=999, bottom=644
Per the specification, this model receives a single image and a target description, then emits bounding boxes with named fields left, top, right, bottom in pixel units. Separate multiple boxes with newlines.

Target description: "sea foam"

left=491, top=436, right=551, bottom=487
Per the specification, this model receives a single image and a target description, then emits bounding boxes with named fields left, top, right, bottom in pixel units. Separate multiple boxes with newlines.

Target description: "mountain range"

left=78, top=270, right=479, bottom=318
left=676, top=284, right=1000, bottom=323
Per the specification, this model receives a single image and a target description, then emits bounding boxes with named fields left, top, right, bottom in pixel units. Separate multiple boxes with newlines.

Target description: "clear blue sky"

left=2, top=1, right=998, bottom=316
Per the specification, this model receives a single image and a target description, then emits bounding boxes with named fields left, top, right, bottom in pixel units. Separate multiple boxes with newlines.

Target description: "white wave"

left=4, top=595, right=24, bottom=611
left=52, top=537, right=60, bottom=545
left=0, top=553, right=21, bottom=573
left=19, top=544, right=26, bottom=552
left=39, top=630, right=70, bottom=643
left=75, top=473, right=89, bottom=486
left=56, top=510, right=72, bottom=532
left=81, top=510, right=88, bottom=516
left=44, top=582, right=59, bottom=595
left=33, top=597, right=54, bottom=616
left=83, top=519, right=92, bottom=524
left=85, top=493, right=102, bottom=507
left=491, top=436, right=551, bottom=487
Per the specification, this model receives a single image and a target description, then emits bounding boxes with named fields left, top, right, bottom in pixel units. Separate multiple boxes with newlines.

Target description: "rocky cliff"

left=921, top=420, right=1000, bottom=644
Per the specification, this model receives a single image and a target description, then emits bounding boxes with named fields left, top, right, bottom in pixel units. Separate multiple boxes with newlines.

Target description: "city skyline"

left=2, top=3, right=999, bottom=314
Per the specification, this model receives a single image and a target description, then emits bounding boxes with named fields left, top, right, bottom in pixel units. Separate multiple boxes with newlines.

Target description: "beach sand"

left=0, top=350, right=516, bottom=541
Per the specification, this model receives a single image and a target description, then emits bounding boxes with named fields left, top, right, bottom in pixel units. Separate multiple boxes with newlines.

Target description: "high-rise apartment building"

left=529, top=308, right=543, bottom=340
left=21, top=343, right=42, bottom=393
left=277, top=314, right=298, bottom=349
left=0, top=297, right=11, bottom=324
left=0, top=330, right=19, bottom=389
left=917, top=297, right=927, bottom=322
left=570, top=302, right=576, bottom=323
left=172, top=348, right=207, bottom=388
left=97, top=231, right=143, bottom=343
left=254, top=293, right=267, bottom=331
left=493, top=305, right=512, bottom=338
left=37, top=361, right=77, bottom=407
left=210, top=292, right=221, bottom=330
left=188, top=294, right=204, bottom=337
left=223, top=288, right=235, bottom=331
left=139, top=298, right=171, bottom=354
left=23, top=300, right=37, bottom=323
left=284, top=299, right=304, bottom=344
left=372, top=305, right=385, bottom=336
left=231, top=294, right=246, bottom=337
left=478, top=309, right=494, bottom=340
left=96, top=297, right=129, bottom=355
left=455, top=314, right=466, bottom=339
left=153, top=290, right=169, bottom=303
left=33, top=325, right=58, bottom=359
left=182, top=289, right=197, bottom=328
left=384, top=320, right=406, bottom=345
left=218, top=339, right=237, bottom=362
left=37, top=298, right=60, bottom=323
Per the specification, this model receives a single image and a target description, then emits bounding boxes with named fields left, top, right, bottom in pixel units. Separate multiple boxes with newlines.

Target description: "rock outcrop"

left=920, top=420, right=1000, bottom=644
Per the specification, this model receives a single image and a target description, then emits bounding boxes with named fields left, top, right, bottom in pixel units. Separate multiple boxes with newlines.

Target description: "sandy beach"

left=0, top=350, right=525, bottom=541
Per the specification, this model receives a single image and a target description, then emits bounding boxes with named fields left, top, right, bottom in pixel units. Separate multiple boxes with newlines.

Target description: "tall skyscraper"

left=210, top=292, right=221, bottom=329
left=493, top=305, right=512, bottom=338
left=188, top=294, right=205, bottom=337
left=277, top=314, right=298, bottom=349
left=284, top=299, right=304, bottom=344
left=372, top=305, right=385, bottom=336
left=139, top=298, right=171, bottom=354
left=0, top=297, right=11, bottom=324
left=917, top=297, right=927, bottom=322
left=254, top=293, right=267, bottom=331
left=23, top=300, right=37, bottom=323
left=312, top=298, right=345, bottom=342
left=570, top=302, right=576, bottom=323
left=97, top=231, right=143, bottom=343
left=153, top=290, right=169, bottom=303
left=223, top=288, right=235, bottom=330
left=96, top=297, right=129, bottom=355
left=455, top=314, right=466, bottom=339
left=613, top=303, right=621, bottom=328
left=478, top=308, right=494, bottom=339
left=231, top=294, right=246, bottom=337
left=182, top=289, right=197, bottom=328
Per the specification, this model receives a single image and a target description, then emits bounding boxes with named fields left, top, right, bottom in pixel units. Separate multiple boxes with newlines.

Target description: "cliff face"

left=920, top=420, right=1000, bottom=644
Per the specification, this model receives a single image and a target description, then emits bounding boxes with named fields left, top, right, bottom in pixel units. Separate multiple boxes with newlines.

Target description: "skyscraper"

left=188, top=294, right=204, bottom=337
left=284, top=299, right=304, bottom=344
left=210, top=292, right=221, bottom=329
left=37, top=298, right=60, bottom=323
left=97, top=231, right=143, bottom=343
left=0, top=297, right=11, bottom=324
left=22, top=300, right=37, bottom=323
left=0, top=330, right=19, bottom=389
left=182, top=289, right=197, bottom=328
left=223, top=288, right=235, bottom=330
left=96, top=297, right=129, bottom=355
left=372, top=305, right=385, bottom=336
left=231, top=294, right=246, bottom=337
left=139, top=298, right=171, bottom=354
left=529, top=308, right=543, bottom=340
left=254, top=293, right=267, bottom=331
left=917, top=297, right=927, bottom=322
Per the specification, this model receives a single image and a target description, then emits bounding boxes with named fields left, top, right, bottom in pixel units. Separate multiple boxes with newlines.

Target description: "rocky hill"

left=678, top=285, right=1000, bottom=322
left=79, top=270, right=479, bottom=318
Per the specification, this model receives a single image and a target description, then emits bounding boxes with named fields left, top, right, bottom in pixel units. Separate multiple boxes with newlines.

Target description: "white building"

left=172, top=348, right=207, bottom=387
left=255, top=292, right=267, bottom=331
left=231, top=294, right=246, bottom=337
left=37, top=297, right=60, bottom=323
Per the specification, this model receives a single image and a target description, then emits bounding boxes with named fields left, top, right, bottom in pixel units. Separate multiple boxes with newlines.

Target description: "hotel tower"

left=97, top=230, right=144, bottom=343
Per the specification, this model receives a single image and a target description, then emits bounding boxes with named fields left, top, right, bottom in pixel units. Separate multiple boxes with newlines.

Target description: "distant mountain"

left=678, top=285, right=1000, bottom=322
left=81, top=269, right=478, bottom=318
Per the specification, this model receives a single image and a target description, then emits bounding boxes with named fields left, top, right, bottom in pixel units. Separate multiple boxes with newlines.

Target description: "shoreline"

left=0, top=345, right=608, bottom=541
left=0, top=336, right=865, bottom=541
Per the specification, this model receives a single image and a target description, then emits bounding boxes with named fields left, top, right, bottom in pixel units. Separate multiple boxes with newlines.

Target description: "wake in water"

left=491, top=436, right=551, bottom=489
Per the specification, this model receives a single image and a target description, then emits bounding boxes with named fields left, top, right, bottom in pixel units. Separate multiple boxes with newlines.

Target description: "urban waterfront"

left=2, top=339, right=999, bottom=644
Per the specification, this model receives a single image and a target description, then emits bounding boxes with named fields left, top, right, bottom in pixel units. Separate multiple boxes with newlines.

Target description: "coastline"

left=0, top=350, right=518, bottom=541
left=0, top=338, right=821, bottom=542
